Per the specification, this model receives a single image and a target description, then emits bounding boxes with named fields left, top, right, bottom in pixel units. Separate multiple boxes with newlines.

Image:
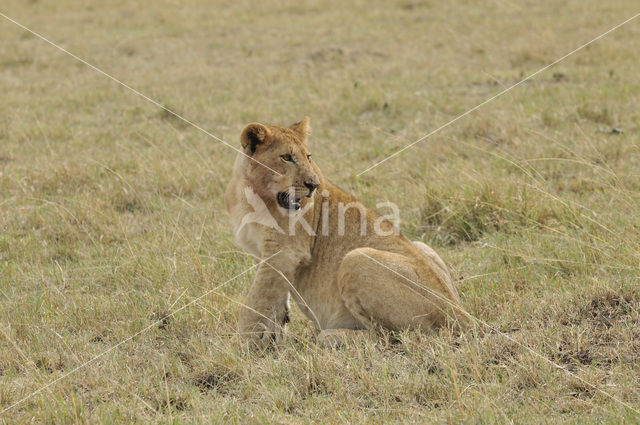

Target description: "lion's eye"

left=307, top=154, right=312, bottom=160
left=280, top=154, right=294, bottom=162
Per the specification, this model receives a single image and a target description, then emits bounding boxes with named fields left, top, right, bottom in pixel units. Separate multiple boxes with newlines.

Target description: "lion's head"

left=239, top=117, right=321, bottom=211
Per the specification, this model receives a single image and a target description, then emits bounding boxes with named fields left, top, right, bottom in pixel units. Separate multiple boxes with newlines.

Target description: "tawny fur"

left=225, top=118, right=470, bottom=347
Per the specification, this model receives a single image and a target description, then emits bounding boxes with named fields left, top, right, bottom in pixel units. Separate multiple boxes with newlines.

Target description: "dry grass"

left=1, top=0, right=640, bottom=423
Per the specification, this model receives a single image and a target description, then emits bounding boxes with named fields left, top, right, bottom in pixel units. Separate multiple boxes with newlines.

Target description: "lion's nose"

left=304, top=180, right=319, bottom=196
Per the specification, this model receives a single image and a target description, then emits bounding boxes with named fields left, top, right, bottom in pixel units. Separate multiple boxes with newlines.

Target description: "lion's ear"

left=240, top=123, right=271, bottom=156
left=290, top=117, right=311, bottom=142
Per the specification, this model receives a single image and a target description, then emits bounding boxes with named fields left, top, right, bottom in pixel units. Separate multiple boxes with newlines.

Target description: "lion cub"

left=225, top=118, right=470, bottom=347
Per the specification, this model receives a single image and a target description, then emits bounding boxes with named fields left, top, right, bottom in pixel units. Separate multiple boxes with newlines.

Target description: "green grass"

left=1, top=0, right=640, bottom=423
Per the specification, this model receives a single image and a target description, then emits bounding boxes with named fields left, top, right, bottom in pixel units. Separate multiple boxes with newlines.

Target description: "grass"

left=1, top=0, right=639, bottom=423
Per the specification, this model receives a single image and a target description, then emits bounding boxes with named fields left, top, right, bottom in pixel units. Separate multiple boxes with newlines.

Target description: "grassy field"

left=1, top=0, right=640, bottom=423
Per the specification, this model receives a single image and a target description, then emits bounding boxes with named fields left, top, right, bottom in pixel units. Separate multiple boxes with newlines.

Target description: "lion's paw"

left=317, top=329, right=364, bottom=349
left=240, top=312, right=286, bottom=349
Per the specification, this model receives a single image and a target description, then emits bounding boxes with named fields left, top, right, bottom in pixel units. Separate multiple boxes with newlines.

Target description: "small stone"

left=599, top=127, right=624, bottom=135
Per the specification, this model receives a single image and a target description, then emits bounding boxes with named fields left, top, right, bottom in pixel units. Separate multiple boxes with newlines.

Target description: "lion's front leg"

left=238, top=255, right=296, bottom=348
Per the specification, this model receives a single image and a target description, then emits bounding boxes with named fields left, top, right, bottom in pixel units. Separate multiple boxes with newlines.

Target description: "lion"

left=225, top=118, right=470, bottom=347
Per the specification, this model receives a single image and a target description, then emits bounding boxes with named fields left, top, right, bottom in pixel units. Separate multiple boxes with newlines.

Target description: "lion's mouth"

left=277, top=191, right=301, bottom=210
